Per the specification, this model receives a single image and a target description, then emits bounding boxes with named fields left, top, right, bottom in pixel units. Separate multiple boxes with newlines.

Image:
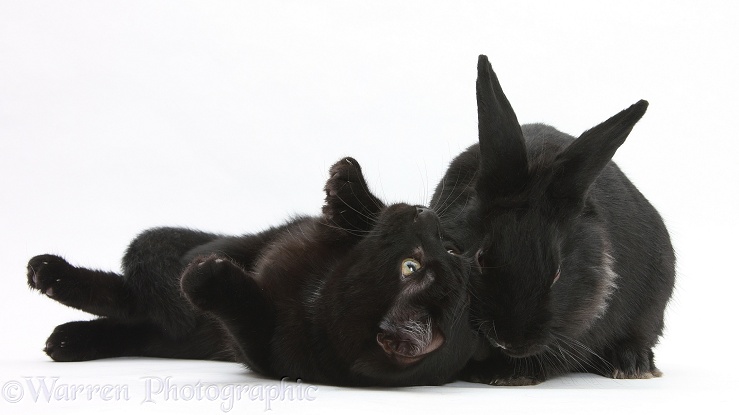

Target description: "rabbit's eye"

left=401, top=259, right=422, bottom=277
left=551, top=267, right=561, bottom=287
left=444, top=242, right=461, bottom=255
left=475, top=249, right=486, bottom=269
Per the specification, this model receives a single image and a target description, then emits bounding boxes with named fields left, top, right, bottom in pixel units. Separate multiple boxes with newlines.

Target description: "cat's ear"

left=474, top=55, right=529, bottom=204
left=547, top=100, right=648, bottom=210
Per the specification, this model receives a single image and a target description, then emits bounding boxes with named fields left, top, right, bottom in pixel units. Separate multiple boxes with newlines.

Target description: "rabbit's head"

left=470, top=55, right=648, bottom=358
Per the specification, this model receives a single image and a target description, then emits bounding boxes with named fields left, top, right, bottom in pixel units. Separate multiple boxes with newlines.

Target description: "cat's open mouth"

left=376, top=315, right=445, bottom=366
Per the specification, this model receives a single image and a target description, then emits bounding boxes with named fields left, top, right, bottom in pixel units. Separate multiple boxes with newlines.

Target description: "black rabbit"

left=27, top=157, right=478, bottom=386
left=432, top=55, right=675, bottom=385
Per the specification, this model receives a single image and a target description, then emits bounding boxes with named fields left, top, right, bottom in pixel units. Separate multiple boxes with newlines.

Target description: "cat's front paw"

left=27, top=254, right=76, bottom=299
left=181, top=255, right=243, bottom=312
left=325, top=157, right=364, bottom=199
left=323, top=157, right=383, bottom=232
left=327, top=157, right=362, bottom=187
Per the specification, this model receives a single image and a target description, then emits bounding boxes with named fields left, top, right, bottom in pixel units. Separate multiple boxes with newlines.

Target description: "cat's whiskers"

left=355, top=177, right=385, bottom=212
left=438, top=284, right=468, bottom=334
left=415, top=160, right=430, bottom=210
left=431, top=166, right=466, bottom=217
left=436, top=168, right=479, bottom=221
left=322, top=220, right=371, bottom=237
left=438, top=194, right=472, bottom=228
left=333, top=183, right=380, bottom=225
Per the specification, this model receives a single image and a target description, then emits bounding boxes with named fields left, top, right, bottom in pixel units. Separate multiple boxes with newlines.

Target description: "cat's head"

left=320, top=202, right=478, bottom=386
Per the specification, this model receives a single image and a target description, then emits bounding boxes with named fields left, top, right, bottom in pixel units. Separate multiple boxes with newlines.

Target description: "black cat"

left=432, top=55, right=675, bottom=385
left=27, top=157, right=478, bottom=386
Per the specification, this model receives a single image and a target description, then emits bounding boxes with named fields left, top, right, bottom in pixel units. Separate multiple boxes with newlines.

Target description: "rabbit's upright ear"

left=548, top=100, right=648, bottom=210
left=475, top=55, right=529, bottom=204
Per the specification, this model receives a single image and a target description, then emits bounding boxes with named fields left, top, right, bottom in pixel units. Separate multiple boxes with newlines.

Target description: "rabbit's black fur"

left=28, top=157, right=478, bottom=386
left=432, top=55, right=675, bottom=385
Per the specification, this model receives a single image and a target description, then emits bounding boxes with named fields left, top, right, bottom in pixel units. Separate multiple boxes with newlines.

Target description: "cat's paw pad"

left=44, top=322, right=93, bottom=362
left=325, top=157, right=363, bottom=198
left=27, top=254, right=75, bottom=298
left=181, top=255, right=240, bottom=311
left=323, top=156, right=380, bottom=227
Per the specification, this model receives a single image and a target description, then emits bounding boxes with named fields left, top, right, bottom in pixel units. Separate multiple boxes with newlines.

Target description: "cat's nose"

left=414, top=207, right=438, bottom=223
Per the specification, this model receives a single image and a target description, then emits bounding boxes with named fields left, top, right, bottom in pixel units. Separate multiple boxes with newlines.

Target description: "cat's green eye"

left=401, top=259, right=421, bottom=277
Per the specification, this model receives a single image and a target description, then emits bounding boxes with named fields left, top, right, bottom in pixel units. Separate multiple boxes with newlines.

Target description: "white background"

left=1, top=1, right=737, bottom=414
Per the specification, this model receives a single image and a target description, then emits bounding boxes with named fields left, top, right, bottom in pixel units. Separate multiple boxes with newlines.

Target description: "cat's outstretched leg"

left=44, top=318, right=233, bottom=362
left=44, top=319, right=157, bottom=361
left=180, top=255, right=275, bottom=375
left=322, top=157, right=385, bottom=235
left=27, top=227, right=221, bottom=323
left=27, top=255, right=134, bottom=319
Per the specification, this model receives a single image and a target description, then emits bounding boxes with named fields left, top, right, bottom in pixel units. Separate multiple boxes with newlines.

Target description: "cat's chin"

left=376, top=318, right=445, bottom=366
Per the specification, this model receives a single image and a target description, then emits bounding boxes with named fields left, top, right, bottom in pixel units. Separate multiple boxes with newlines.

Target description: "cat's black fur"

left=432, top=55, right=675, bottom=385
left=28, top=157, right=478, bottom=386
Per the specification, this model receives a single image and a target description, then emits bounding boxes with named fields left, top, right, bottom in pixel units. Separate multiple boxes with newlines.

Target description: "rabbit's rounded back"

left=433, top=56, right=675, bottom=379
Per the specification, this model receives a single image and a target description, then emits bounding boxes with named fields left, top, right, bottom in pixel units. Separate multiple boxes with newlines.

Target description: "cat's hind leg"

left=121, top=227, right=223, bottom=336
left=27, top=254, right=134, bottom=319
left=180, top=255, right=275, bottom=375
left=44, top=319, right=152, bottom=361
left=44, top=318, right=233, bottom=362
